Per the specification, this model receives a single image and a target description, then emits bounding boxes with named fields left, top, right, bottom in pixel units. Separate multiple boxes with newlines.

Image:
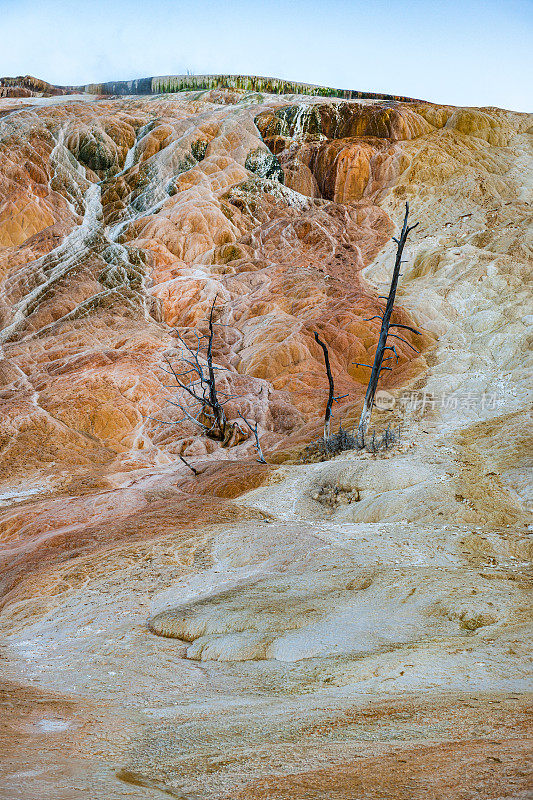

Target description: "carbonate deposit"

left=0, top=78, right=531, bottom=800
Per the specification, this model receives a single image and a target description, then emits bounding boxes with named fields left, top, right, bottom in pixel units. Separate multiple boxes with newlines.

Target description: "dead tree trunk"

left=203, top=298, right=228, bottom=439
left=356, top=203, right=420, bottom=445
left=314, top=331, right=334, bottom=439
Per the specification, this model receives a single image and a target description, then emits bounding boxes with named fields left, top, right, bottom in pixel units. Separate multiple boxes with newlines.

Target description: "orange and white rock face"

left=0, top=93, right=437, bottom=489
left=0, top=87, right=531, bottom=800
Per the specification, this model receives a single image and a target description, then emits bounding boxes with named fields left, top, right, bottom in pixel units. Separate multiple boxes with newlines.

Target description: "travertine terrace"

left=0, top=79, right=531, bottom=799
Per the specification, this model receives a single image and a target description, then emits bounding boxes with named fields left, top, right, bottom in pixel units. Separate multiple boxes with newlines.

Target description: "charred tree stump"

left=356, top=203, right=420, bottom=445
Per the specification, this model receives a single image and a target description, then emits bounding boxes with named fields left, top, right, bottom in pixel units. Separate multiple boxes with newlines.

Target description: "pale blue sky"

left=1, top=0, right=532, bottom=111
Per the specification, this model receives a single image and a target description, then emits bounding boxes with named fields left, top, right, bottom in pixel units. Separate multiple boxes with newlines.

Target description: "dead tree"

left=314, top=331, right=348, bottom=439
left=356, top=202, right=421, bottom=444
left=147, top=297, right=259, bottom=454
left=154, top=296, right=235, bottom=442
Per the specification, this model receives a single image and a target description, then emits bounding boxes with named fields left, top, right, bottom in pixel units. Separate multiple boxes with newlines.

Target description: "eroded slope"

left=0, top=88, right=531, bottom=799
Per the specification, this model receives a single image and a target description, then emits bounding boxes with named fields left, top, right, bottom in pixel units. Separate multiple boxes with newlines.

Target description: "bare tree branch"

left=383, top=345, right=399, bottom=363
left=179, top=454, right=198, bottom=475
left=389, top=323, right=422, bottom=336
left=237, top=413, right=267, bottom=463
left=387, top=334, right=420, bottom=353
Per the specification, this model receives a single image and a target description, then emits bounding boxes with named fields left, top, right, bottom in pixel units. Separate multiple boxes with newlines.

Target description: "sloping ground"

left=0, top=71, right=422, bottom=101
left=0, top=75, right=75, bottom=98
left=85, top=73, right=422, bottom=101
left=0, top=86, right=531, bottom=799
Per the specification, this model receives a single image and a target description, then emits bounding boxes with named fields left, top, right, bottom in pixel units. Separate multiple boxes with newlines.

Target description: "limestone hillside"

left=0, top=77, right=531, bottom=800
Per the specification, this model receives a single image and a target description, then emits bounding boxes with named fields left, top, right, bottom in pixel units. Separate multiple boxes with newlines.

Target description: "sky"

left=1, top=0, right=532, bottom=111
